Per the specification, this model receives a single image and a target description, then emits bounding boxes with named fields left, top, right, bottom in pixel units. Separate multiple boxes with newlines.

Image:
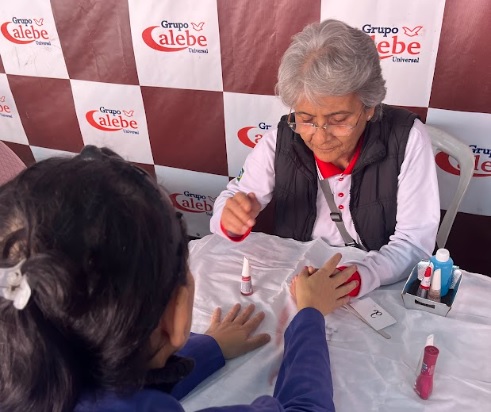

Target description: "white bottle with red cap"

left=429, top=248, right=454, bottom=297
left=416, top=265, right=432, bottom=299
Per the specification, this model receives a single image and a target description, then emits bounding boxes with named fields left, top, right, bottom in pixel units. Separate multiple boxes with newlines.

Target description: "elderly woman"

left=210, top=19, right=440, bottom=297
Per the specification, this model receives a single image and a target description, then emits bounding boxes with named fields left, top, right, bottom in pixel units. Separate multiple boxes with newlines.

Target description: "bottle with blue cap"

left=429, top=248, right=453, bottom=297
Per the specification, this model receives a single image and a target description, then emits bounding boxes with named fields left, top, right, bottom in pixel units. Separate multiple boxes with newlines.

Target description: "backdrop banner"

left=0, top=0, right=490, bottom=269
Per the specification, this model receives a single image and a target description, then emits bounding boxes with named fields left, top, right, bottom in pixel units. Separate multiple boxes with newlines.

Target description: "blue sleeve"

left=171, top=333, right=225, bottom=400
left=272, top=307, right=334, bottom=411
left=195, top=308, right=334, bottom=412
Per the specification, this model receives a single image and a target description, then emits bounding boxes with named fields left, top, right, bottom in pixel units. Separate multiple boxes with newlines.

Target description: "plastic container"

left=430, top=249, right=453, bottom=297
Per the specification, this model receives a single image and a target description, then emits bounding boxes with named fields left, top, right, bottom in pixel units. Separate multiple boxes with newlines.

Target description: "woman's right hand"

left=220, top=192, right=261, bottom=236
left=293, top=253, right=358, bottom=316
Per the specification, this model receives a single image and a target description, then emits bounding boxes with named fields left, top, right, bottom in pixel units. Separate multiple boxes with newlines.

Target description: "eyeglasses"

left=287, top=107, right=365, bottom=137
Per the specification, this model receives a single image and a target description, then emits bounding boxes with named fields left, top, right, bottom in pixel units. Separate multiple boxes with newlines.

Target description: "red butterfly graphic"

left=191, top=22, right=205, bottom=31
left=402, top=26, right=423, bottom=37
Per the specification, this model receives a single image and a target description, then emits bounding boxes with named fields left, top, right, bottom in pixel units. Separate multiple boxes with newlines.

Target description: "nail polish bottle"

left=428, top=269, right=441, bottom=303
left=240, top=256, right=253, bottom=296
left=416, top=265, right=432, bottom=299
left=416, top=334, right=434, bottom=376
left=414, top=345, right=439, bottom=400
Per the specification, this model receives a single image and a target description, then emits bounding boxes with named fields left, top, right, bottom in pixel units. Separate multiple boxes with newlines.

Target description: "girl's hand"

left=205, top=303, right=271, bottom=359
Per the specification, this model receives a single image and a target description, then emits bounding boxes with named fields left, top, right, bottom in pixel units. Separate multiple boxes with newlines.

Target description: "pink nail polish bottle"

left=414, top=345, right=439, bottom=400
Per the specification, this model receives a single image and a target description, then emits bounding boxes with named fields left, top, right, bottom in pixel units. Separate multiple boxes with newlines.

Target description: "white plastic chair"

left=0, top=141, right=26, bottom=186
left=425, top=124, right=474, bottom=249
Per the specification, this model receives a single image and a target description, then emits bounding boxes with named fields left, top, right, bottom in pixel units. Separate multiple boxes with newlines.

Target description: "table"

left=181, top=232, right=491, bottom=411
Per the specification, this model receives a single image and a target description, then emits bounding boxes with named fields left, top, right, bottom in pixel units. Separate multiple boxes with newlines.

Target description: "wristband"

left=337, top=266, right=361, bottom=297
left=220, top=221, right=251, bottom=242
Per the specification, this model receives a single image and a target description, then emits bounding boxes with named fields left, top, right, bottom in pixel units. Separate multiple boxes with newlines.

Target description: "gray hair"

left=276, top=19, right=386, bottom=120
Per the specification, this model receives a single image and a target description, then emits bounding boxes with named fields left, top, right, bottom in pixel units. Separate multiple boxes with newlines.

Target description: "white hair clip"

left=0, top=259, right=31, bottom=310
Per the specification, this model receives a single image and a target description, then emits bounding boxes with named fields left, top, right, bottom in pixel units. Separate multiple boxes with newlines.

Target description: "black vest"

left=272, top=104, right=418, bottom=251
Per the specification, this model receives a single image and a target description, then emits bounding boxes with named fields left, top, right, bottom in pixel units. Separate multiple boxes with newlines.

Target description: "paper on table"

left=343, top=305, right=391, bottom=339
left=349, top=297, right=397, bottom=331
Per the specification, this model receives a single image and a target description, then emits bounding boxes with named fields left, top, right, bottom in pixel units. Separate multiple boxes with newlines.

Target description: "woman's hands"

left=291, top=253, right=358, bottom=316
left=205, top=303, right=271, bottom=359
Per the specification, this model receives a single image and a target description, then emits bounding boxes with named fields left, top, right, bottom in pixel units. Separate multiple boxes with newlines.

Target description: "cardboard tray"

left=401, top=260, right=462, bottom=317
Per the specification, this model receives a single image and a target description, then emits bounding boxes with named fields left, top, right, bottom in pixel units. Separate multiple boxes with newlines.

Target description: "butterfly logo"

left=33, top=18, right=44, bottom=26
left=123, top=110, right=134, bottom=117
left=191, top=22, right=205, bottom=31
left=402, top=26, right=423, bottom=37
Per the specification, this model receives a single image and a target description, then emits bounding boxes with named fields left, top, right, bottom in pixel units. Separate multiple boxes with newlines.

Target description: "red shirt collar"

left=315, top=135, right=364, bottom=179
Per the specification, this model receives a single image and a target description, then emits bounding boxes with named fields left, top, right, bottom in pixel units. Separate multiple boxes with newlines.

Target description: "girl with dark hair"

left=0, top=146, right=357, bottom=412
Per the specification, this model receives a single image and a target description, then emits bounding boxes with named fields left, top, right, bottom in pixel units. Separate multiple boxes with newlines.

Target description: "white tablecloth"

left=182, top=233, right=491, bottom=411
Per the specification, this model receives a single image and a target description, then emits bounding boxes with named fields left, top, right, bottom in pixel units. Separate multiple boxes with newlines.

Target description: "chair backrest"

left=425, top=125, right=474, bottom=249
left=0, top=141, right=26, bottom=186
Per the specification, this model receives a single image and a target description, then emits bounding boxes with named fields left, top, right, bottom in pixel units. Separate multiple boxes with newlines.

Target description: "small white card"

left=349, top=297, right=396, bottom=331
